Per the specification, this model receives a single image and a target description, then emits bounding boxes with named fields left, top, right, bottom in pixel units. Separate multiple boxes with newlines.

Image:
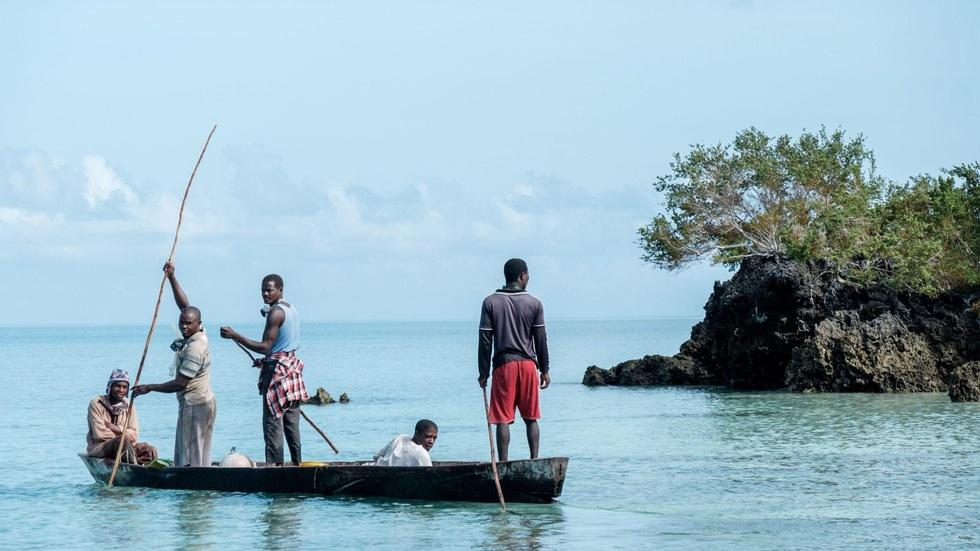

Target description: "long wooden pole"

left=234, top=340, right=340, bottom=454
left=108, top=125, right=217, bottom=487
left=482, top=386, right=508, bottom=512
left=299, top=410, right=340, bottom=454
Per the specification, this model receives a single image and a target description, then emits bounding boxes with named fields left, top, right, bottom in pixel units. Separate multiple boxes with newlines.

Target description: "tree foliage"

left=638, top=127, right=980, bottom=294
left=860, top=164, right=980, bottom=293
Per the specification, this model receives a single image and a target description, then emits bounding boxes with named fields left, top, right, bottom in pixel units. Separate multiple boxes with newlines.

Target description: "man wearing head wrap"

left=132, top=262, right=217, bottom=467
left=86, top=369, right=146, bottom=461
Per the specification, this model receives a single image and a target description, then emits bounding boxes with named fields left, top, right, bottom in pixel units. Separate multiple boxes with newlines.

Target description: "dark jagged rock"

left=339, top=393, right=350, bottom=403
left=582, top=366, right=613, bottom=386
left=304, top=387, right=335, bottom=405
left=786, top=312, right=943, bottom=392
left=582, top=354, right=717, bottom=386
left=585, top=256, right=980, bottom=396
left=948, top=361, right=980, bottom=402
left=684, top=257, right=838, bottom=390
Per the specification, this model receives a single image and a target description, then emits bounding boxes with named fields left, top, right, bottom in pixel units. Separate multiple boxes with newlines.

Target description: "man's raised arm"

left=164, top=262, right=191, bottom=311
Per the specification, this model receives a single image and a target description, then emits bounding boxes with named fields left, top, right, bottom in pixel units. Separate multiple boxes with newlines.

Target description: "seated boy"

left=374, top=419, right=438, bottom=467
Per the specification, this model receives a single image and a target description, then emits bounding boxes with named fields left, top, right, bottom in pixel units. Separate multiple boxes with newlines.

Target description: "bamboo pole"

left=300, top=409, right=340, bottom=454
left=233, top=340, right=340, bottom=454
left=108, top=125, right=217, bottom=487
left=482, top=386, right=508, bottom=512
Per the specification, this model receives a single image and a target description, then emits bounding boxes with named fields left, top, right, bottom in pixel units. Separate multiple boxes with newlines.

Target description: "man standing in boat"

left=478, top=258, right=550, bottom=461
left=131, top=262, right=217, bottom=467
left=220, top=274, right=308, bottom=466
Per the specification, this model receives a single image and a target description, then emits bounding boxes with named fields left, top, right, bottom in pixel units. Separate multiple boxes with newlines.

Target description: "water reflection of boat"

left=79, top=454, right=568, bottom=503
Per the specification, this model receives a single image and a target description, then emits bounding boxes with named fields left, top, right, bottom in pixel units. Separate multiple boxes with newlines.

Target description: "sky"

left=1, top=1, right=978, bottom=325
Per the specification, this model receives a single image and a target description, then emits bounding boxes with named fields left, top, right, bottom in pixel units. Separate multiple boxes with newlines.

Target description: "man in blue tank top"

left=220, top=274, right=309, bottom=465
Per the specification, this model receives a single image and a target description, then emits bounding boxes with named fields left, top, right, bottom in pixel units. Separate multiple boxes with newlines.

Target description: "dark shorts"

left=489, top=359, right=541, bottom=424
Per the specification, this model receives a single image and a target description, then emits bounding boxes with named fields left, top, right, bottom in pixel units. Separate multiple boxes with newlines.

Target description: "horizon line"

left=0, top=314, right=703, bottom=329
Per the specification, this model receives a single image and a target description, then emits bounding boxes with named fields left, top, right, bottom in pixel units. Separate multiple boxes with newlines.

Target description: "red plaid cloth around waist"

left=264, top=351, right=309, bottom=419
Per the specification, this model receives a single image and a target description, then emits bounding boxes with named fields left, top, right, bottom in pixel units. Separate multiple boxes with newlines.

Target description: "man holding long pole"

left=107, top=125, right=215, bottom=486
left=131, top=262, right=217, bottom=468
left=478, top=258, right=551, bottom=461
left=220, top=274, right=309, bottom=466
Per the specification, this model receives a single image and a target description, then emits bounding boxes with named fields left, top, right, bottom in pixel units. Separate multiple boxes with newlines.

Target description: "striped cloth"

left=264, top=351, right=310, bottom=419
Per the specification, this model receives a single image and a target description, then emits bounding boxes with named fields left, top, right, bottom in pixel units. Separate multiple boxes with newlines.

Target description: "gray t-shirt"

left=478, top=289, right=549, bottom=378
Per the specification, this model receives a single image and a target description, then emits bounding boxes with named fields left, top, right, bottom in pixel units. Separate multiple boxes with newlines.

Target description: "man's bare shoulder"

left=265, top=306, right=286, bottom=324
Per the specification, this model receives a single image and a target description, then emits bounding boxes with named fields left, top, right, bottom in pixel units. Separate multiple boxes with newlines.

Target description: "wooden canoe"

left=80, top=454, right=568, bottom=503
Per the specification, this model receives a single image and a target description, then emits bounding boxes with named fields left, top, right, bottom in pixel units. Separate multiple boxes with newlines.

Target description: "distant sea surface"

left=2, top=319, right=979, bottom=550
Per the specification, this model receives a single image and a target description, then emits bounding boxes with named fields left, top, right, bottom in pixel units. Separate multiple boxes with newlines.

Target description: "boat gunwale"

left=79, top=454, right=568, bottom=503
left=80, top=454, right=568, bottom=471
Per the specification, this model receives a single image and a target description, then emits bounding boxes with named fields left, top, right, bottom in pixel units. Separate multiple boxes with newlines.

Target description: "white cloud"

left=0, top=207, right=56, bottom=226
left=0, top=144, right=664, bottom=291
left=248, top=170, right=659, bottom=265
left=82, top=155, right=138, bottom=208
left=1, top=148, right=77, bottom=211
left=0, top=148, right=197, bottom=260
left=3, top=145, right=662, bottom=268
left=8, top=152, right=63, bottom=202
left=311, top=185, right=448, bottom=253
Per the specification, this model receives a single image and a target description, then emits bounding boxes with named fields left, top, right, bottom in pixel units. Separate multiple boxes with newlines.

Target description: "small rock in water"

left=948, top=361, right=980, bottom=402
left=302, top=387, right=350, bottom=405
left=305, top=387, right=335, bottom=405
left=582, top=355, right=711, bottom=386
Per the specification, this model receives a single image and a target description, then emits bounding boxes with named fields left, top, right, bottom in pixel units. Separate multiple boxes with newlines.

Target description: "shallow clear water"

left=2, top=319, right=979, bottom=550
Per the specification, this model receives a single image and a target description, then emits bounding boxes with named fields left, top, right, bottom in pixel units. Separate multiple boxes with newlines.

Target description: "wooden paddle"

left=482, top=386, right=508, bottom=512
left=234, top=340, right=340, bottom=454
left=108, top=125, right=217, bottom=487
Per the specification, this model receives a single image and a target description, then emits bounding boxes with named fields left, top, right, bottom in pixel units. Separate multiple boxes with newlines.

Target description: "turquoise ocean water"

left=2, top=318, right=980, bottom=550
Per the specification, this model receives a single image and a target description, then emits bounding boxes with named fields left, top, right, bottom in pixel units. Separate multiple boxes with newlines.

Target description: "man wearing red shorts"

left=478, top=258, right=551, bottom=461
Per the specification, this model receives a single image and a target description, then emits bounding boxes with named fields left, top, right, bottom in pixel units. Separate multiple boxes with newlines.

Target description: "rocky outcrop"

left=305, top=387, right=335, bottom=405
left=584, top=256, right=980, bottom=394
left=786, top=312, right=944, bottom=392
left=582, top=354, right=718, bottom=386
left=305, top=387, right=351, bottom=405
left=947, top=361, right=980, bottom=402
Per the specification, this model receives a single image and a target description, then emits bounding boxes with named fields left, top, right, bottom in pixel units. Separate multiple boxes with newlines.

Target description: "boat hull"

left=80, top=455, right=568, bottom=503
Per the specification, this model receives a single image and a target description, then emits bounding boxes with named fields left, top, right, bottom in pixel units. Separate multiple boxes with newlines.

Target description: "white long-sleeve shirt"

left=373, top=434, right=432, bottom=466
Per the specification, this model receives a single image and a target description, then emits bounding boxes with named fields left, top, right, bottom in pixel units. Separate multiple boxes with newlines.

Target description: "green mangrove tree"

left=639, top=127, right=980, bottom=293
